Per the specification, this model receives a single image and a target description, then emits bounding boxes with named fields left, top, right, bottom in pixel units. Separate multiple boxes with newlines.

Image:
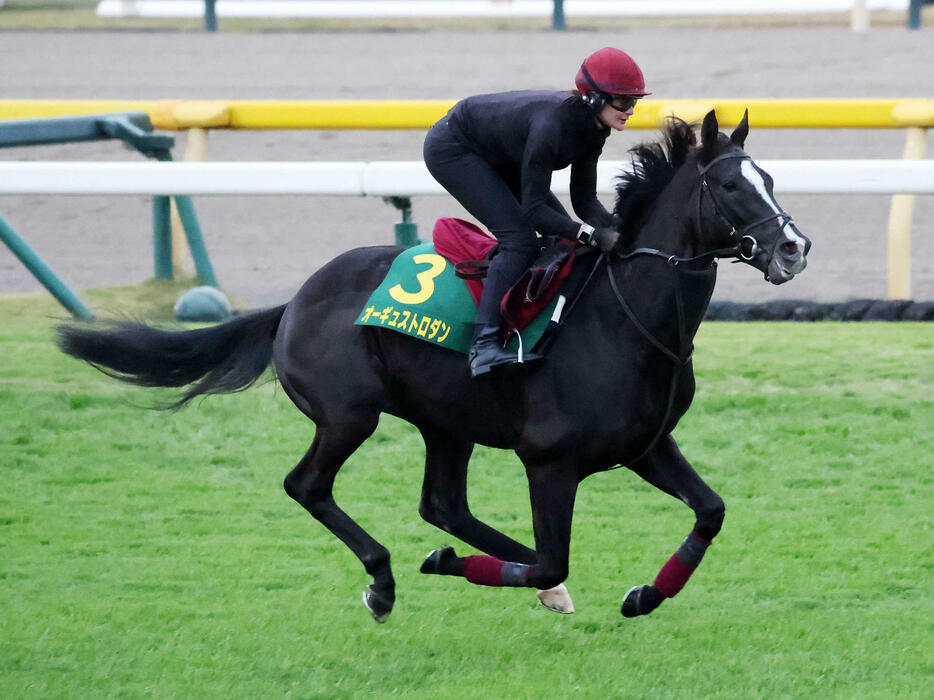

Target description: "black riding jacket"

left=447, top=90, right=615, bottom=239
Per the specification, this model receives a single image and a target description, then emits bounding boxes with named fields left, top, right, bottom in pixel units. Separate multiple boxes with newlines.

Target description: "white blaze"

left=740, top=160, right=807, bottom=248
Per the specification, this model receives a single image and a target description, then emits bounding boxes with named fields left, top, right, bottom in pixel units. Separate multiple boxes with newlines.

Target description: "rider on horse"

left=423, top=47, right=651, bottom=377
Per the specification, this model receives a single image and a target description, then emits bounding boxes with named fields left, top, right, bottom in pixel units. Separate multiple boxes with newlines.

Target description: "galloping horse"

left=58, top=110, right=809, bottom=621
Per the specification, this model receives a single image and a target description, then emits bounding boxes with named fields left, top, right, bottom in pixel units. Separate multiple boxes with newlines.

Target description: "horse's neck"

left=612, top=165, right=717, bottom=353
left=605, top=255, right=716, bottom=360
left=628, top=165, right=700, bottom=257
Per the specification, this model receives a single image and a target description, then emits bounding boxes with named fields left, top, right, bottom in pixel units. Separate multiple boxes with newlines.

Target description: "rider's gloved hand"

left=591, top=227, right=620, bottom=252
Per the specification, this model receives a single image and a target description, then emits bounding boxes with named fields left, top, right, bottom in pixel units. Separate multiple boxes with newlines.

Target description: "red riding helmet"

left=575, top=47, right=651, bottom=97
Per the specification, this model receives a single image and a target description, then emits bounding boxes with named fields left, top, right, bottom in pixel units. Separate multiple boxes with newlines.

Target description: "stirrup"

left=505, top=328, right=542, bottom=366
left=468, top=337, right=535, bottom=377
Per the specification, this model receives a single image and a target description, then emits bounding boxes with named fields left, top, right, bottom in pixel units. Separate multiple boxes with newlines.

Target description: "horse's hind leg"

left=421, top=457, right=578, bottom=604
left=283, top=417, right=396, bottom=622
left=418, top=426, right=536, bottom=562
left=417, top=428, right=575, bottom=613
left=622, top=435, right=725, bottom=618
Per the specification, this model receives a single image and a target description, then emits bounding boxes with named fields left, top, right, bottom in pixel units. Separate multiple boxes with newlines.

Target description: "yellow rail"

left=1, top=96, right=930, bottom=300
left=1, top=98, right=933, bottom=130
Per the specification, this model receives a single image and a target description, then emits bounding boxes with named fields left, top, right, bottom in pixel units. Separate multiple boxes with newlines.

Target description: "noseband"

left=696, top=152, right=794, bottom=263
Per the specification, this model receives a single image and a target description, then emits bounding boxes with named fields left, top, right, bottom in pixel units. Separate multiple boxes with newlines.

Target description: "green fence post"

left=0, top=213, right=94, bottom=320
left=383, top=196, right=420, bottom=247
left=153, top=149, right=218, bottom=287
left=553, top=0, right=566, bottom=30
left=204, top=0, right=218, bottom=31
left=908, top=0, right=923, bottom=28
left=153, top=196, right=173, bottom=279
left=172, top=196, right=218, bottom=286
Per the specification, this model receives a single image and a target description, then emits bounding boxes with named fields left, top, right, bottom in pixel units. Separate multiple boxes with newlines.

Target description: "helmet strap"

left=580, top=63, right=601, bottom=92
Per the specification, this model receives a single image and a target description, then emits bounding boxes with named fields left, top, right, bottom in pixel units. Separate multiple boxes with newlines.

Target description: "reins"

left=604, top=249, right=697, bottom=467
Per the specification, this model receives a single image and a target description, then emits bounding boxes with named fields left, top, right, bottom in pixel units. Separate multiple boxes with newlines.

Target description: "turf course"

left=1, top=288, right=931, bottom=698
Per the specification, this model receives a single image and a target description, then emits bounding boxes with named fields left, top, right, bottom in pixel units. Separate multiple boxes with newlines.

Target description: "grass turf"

left=1, top=288, right=931, bottom=698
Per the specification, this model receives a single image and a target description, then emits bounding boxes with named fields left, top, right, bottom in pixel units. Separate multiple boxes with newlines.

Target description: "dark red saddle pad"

left=432, top=217, right=577, bottom=333
left=432, top=217, right=497, bottom=304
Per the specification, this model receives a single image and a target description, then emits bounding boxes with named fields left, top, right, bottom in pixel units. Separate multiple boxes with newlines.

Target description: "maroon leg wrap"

left=654, top=530, right=711, bottom=598
left=463, top=555, right=507, bottom=586
left=462, top=555, right=529, bottom=587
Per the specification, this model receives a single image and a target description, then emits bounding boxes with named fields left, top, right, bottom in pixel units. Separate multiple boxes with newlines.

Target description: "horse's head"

left=695, top=109, right=810, bottom=284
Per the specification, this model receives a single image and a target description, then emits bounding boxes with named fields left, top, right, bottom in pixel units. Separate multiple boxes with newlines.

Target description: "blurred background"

left=1, top=0, right=932, bottom=309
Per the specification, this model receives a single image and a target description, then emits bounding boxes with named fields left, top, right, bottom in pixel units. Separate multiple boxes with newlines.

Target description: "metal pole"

left=204, top=0, right=218, bottom=32
left=383, top=196, right=419, bottom=247
left=552, top=0, right=566, bottom=31
left=908, top=0, right=923, bottom=29
left=0, top=213, right=94, bottom=320
left=173, top=196, right=218, bottom=287
left=153, top=196, right=173, bottom=279
left=154, top=149, right=218, bottom=287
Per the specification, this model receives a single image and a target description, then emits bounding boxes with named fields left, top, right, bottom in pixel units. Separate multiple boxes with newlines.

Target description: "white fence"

left=96, top=1, right=912, bottom=20
left=1, top=160, right=932, bottom=196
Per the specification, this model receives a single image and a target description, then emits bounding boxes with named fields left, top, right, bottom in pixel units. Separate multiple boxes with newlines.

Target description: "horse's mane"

left=613, top=118, right=697, bottom=238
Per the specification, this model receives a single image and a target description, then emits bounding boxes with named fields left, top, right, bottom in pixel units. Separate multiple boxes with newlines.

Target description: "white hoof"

left=537, top=583, right=575, bottom=614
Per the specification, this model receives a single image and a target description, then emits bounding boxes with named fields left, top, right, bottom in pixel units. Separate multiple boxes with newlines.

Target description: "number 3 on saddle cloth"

left=355, top=217, right=577, bottom=355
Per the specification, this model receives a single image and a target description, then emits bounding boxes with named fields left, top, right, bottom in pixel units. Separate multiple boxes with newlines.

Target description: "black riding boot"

left=468, top=250, right=542, bottom=377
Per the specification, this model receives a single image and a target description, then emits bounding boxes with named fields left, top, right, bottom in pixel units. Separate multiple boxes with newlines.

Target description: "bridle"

left=609, top=151, right=793, bottom=271
left=595, top=150, right=795, bottom=465
left=695, top=151, right=794, bottom=265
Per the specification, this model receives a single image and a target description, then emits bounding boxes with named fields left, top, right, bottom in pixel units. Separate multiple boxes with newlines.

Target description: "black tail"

left=57, top=305, right=288, bottom=407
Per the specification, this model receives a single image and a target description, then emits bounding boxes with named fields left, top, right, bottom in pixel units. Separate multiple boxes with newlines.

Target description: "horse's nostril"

left=780, top=241, right=799, bottom=256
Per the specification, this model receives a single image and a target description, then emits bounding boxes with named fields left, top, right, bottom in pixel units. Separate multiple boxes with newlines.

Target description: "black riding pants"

left=424, top=118, right=567, bottom=326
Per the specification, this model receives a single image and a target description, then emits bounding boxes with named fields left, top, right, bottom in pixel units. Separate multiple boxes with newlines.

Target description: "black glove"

left=591, top=227, right=620, bottom=252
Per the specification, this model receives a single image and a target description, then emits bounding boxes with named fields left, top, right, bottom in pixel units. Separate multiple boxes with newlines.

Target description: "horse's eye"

left=722, top=181, right=738, bottom=192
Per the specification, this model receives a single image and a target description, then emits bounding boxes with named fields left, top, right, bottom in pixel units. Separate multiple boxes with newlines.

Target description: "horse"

left=57, top=109, right=810, bottom=622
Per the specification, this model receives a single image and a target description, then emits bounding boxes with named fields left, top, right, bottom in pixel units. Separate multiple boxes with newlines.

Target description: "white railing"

left=1, top=160, right=932, bottom=196
left=2, top=159, right=929, bottom=299
left=95, top=1, right=911, bottom=20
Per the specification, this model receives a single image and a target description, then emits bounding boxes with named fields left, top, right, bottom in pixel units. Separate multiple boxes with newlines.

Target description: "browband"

left=697, top=152, right=749, bottom=175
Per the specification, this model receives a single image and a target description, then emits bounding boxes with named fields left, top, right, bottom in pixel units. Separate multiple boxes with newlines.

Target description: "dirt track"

left=1, top=28, right=932, bottom=307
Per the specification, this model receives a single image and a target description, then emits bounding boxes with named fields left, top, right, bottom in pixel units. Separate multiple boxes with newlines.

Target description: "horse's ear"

left=700, top=109, right=719, bottom=162
left=730, top=109, right=749, bottom=148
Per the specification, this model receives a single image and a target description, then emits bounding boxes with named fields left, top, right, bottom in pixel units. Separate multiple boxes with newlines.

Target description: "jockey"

left=423, top=47, right=650, bottom=377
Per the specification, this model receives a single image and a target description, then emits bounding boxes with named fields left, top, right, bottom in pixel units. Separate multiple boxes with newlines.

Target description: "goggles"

left=607, top=95, right=640, bottom=112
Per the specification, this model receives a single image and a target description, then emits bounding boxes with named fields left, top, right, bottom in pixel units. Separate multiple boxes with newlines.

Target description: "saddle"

left=432, top=217, right=577, bottom=334
left=355, top=219, right=580, bottom=354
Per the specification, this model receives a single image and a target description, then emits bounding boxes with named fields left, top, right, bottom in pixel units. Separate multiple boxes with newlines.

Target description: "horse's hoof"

left=537, top=583, right=575, bottom=614
left=621, top=584, right=664, bottom=618
left=362, top=585, right=393, bottom=623
left=419, top=546, right=457, bottom=575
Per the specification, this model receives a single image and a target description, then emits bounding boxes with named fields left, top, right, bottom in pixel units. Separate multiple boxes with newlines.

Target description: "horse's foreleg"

left=283, top=419, right=396, bottom=622
left=422, top=462, right=577, bottom=597
left=622, top=435, right=725, bottom=618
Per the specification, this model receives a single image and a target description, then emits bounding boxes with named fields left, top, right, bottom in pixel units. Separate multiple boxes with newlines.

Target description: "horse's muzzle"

left=765, top=227, right=810, bottom=285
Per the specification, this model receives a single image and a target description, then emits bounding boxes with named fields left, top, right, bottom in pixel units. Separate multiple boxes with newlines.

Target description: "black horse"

left=58, top=110, right=809, bottom=622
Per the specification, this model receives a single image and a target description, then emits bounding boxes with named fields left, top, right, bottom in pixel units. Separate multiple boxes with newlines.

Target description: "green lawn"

left=1, top=290, right=931, bottom=698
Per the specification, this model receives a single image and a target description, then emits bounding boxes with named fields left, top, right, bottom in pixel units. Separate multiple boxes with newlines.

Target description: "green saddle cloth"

left=355, top=243, right=559, bottom=354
